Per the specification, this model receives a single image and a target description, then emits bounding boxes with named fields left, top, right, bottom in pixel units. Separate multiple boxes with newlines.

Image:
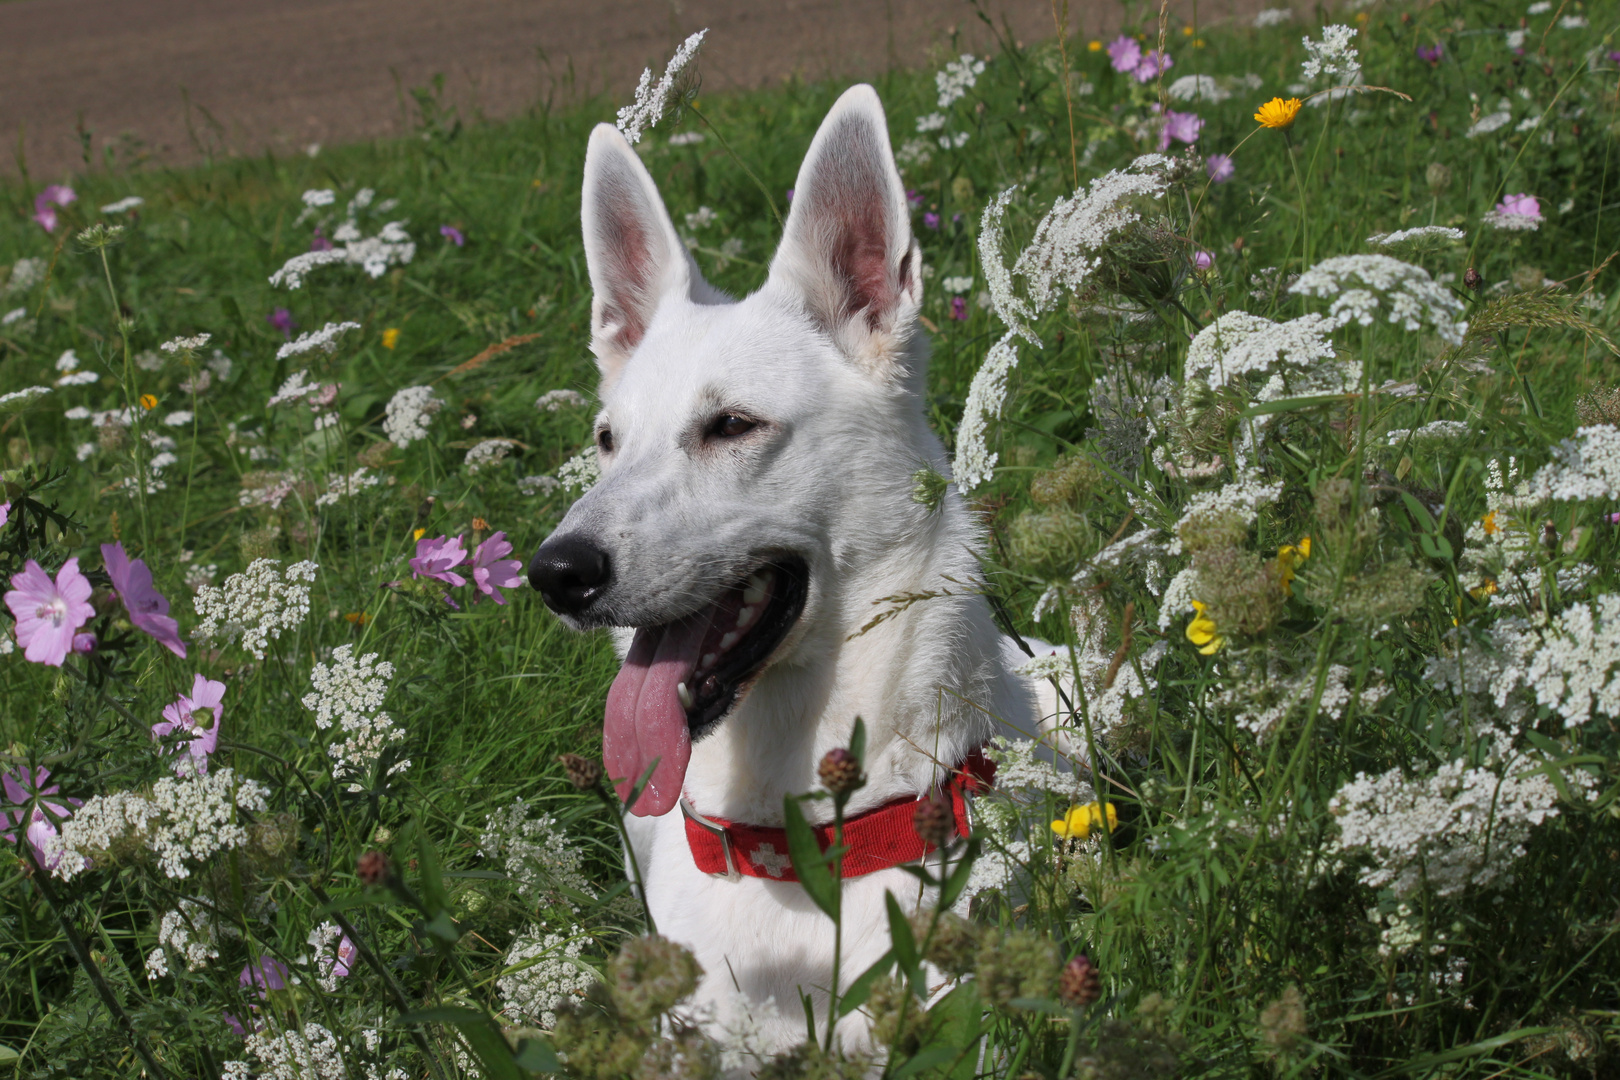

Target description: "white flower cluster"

left=194, top=559, right=319, bottom=659
left=382, top=385, right=442, bottom=447
left=499, top=928, right=595, bottom=1030
left=1167, top=74, right=1230, bottom=103
left=238, top=470, right=298, bottom=509
left=1367, top=225, right=1466, bottom=251
left=0, top=386, right=51, bottom=411
left=557, top=448, right=601, bottom=494
left=1329, top=749, right=1562, bottom=898
left=6, top=256, right=47, bottom=294
left=267, top=370, right=321, bottom=409
left=49, top=768, right=271, bottom=881
left=1216, top=662, right=1389, bottom=740
left=984, top=733, right=1093, bottom=801
left=267, top=248, right=348, bottom=289
left=277, top=320, right=361, bottom=361
left=1183, top=311, right=1339, bottom=395
left=616, top=30, right=707, bottom=143
left=303, top=645, right=407, bottom=785
left=1301, top=24, right=1360, bottom=81
left=102, top=195, right=144, bottom=214
left=1523, top=593, right=1620, bottom=728
left=160, top=333, right=211, bottom=354
left=935, top=53, right=985, bottom=108
left=54, top=348, right=98, bottom=387
left=1289, top=254, right=1467, bottom=345
left=1167, top=471, right=1286, bottom=556
left=952, top=336, right=1019, bottom=491
left=536, top=388, right=587, bottom=412
left=269, top=222, right=414, bottom=289
left=519, top=474, right=562, bottom=497
left=1521, top=424, right=1620, bottom=502
left=306, top=921, right=350, bottom=992
left=1483, top=203, right=1540, bottom=231
left=148, top=901, right=222, bottom=976
left=1385, top=419, right=1470, bottom=446
left=480, top=799, right=591, bottom=904
left=315, top=467, right=380, bottom=507
left=1254, top=8, right=1291, bottom=27
left=464, top=438, right=515, bottom=474
left=224, top=1023, right=348, bottom=1080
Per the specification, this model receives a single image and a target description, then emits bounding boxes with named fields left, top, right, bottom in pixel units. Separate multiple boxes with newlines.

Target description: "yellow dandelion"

left=1087, top=39, right=1103, bottom=52
left=381, top=327, right=401, bottom=350
left=1277, top=536, right=1312, bottom=596
left=1186, top=600, right=1224, bottom=655
left=1051, top=802, right=1119, bottom=838
left=138, top=393, right=157, bottom=410
left=1254, top=97, right=1303, bottom=130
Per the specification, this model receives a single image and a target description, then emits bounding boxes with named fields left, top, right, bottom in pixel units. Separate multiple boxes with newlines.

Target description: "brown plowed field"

left=0, top=0, right=1264, bottom=181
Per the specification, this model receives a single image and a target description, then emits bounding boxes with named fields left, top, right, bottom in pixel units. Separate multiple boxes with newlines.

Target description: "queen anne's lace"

left=499, top=928, right=595, bottom=1030
left=193, top=559, right=318, bottom=659
left=1521, top=425, right=1620, bottom=502
left=480, top=799, right=591, bottom=903
left=1289, top=254, right=1467, bottom=344
left=1524, top=593, right=1620, bottom=728
left=303, top=646, right=407, bottom=786
left=382, top=386, right=442, bottom=447
left=616, top=31, right=706, bottom=143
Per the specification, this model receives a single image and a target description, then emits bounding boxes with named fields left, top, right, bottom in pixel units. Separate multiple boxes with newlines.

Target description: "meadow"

left=2, top=0, right=1620, bottom=1076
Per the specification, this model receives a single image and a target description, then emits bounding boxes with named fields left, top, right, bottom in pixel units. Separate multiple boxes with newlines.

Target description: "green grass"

left=3, top=1, right=1620, bottom=1076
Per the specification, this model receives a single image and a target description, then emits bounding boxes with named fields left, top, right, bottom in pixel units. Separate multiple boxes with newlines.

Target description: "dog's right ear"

left=581, top=124, right=714, bottom=384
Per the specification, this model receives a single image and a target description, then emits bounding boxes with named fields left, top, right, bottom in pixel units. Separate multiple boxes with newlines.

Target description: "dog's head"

left=530, top=85, right=935, bottom=814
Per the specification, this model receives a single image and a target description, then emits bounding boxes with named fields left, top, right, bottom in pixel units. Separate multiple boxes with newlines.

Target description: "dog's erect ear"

left=768, top=84, right=921, bottom=375
left=581, top=123, right=717, bottom=383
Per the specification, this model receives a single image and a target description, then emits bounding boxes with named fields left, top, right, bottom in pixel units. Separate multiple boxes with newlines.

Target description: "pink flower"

left=923, top=211, right=941, bottom=230
left=2, top=766, right=82, bottom=870
left=5, top=558, right=94, bottom=667
left=1205, top=154, right=1236, bottom=184
left=0, top=501, right=9, bottom=529
left=267, top=308, right=297, bottom=338
left=1496, top=193, right=1541, bottom=220
left=1193, top=250, right=1214, bottom=271
left=32, top=185, right=76, bottom=233
left=440, top=224, right=465, bottom=246
left=1134, top=49, right=1173, bottom=82
left=226, top=957, right=289, bottom=1035
left=309, top=228, right=334, bottom=252
left=102, top=542, right=186, bottom=658
left=1107, top=36, right=1143, bottom=74
left=949, top=296, right=968, bottom=321
left=332, top=934, right=358, bottom=977
left=152, top=674, right=226, bottom=776
left=72, top=632, right=97, bottom=654
left=470, top=531, right=524, bottom=605
left=411, top=534, right=468, bottom=588
left=1159, top=109, right=1203, bottom=149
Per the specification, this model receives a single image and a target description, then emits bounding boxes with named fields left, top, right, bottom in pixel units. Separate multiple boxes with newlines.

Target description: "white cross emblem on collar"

left=749, top=842, right=792, bottom=879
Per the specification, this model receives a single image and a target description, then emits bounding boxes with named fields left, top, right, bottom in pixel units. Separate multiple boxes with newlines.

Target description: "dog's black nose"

left=529, top=534, right=612, bottom=615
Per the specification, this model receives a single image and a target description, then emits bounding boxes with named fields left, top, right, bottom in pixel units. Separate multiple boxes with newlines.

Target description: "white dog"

left=528, top=84, right=1051, bottom=1053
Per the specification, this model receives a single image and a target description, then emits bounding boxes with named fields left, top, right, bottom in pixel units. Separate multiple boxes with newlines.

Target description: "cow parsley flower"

left=0, top=386, right=52, bottom=411
left=314, top=467, right=380, bottom=507
left=193, top=559, right=318, bottom=659
left=226, top=1023, right=348, bottom=1080
left=276, top=320, right=360, bottom=360
left=953, top=335, right=1019, bottom=491
left=935, top=54, right=985, bottom=108
left=1168, top=74, right=1230, bottom=102
left=1367, top=225, right=1466, bottom=251
left=536, top=388, right=587, bottom=412
left=1289, top=254, right=1467, bottom=344
left=303, top=645, right=406, bottom=785
left=1523, top=593, right=1620, bottom=728
left=382, top=386, right=442, bottom=447
left=1301, top=25, right=1360, bottom=81
left=101, top=196, right=144, bottom=214
left=1184, top=311, right=1340, bottom=394
left=1521, top=425, right=1620, bottom=502
left=557, top=449, right=601, bottom=494
left=154, top=901, right=222, bottom=973
left=480, top=799, right=591, bottom=903
left=616, top=30, right=707, bottom=143
left=464, top=438, right=515, bottom=474
left=1168, top=471, right=1285, bottom=556
left=499, top=928, right=595, bottom=1030
left=267, top=248, right=348, bottom=289
left=1254, top=8, right=1290, bottom=27
left=307, top=921, right=357, bottom=991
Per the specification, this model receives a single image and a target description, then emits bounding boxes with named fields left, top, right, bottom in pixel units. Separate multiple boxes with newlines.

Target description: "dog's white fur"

left=550, top=85, right=1046, bottom=1052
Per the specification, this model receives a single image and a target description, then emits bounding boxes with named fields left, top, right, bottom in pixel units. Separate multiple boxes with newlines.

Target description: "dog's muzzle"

left=529, top=534, right=613, bottom=617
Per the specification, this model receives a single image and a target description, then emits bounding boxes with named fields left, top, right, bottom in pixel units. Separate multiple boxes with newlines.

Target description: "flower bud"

left=357, top=849, right=390, bottom=886
left=1425, top=162, right=1451, bottom=194
left=1059, top=954, right=1102, bottom=1007
left=558, top=753, right=604, bottom=791
left=817, top=747, right=864, bottom=796
left=912, top=796, right=955, bottom=848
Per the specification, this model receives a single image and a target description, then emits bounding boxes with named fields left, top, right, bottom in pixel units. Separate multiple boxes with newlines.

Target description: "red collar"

left=680, top=749, right=996, bottom=882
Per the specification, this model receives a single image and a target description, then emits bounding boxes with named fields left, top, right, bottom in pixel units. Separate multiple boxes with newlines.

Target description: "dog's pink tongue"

left=603, top=614, right=711, bottom=817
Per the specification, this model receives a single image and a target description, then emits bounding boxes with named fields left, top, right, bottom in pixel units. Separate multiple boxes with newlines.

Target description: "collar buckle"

left=680, top=797, right=741, bottom=882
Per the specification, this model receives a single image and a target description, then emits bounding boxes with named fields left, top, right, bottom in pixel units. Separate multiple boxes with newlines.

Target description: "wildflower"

left=1301, top=25, right=1360, bottom=81
left=480, top=798, right=590, bottom=900
left=1416, top=42, right=1443, bottom=64
left=1051, top=802, right=1119, bottom=837
left=439, top=224, right=464, bottom=246
left=558, top=753, right=605, bottom=790
left=535, top=388, right=587, bottom=411
left=1193, top=250, right=1214, bottom=271
left=1255, top=96, right=1302, bottom=129
left=192, top=558, right=318, bottom=659
left=411, top=534, right=468, bottom=587
left=152, top=674, right=225, bottom=776
left=469, top=532, right=524, bottom=605
left=303, top=644, right=406, bottom=783
left=102, top=542, right=186, bottom=657
left=6, top=558, right=94, bottom=667
left=1254, top=8, right=1290, bottom=27
left=1087, top=39, right=1102, bottom=51
left=1133, top=49, right=1173, bottom=81
left=2, top=766, right=82, bottom=870
left=912, top=796, right=955, bottom=847
left=33, top=185, right=76, bottom=232
left=949, top=296, right=968, bottom=321
left=1289, top=254, right=1467, bottom=344
left=382, top=385, right=442, bottom=447
left=276, top=320, right=361, bottom=361
left=1159, top=109, right=1204, bottom=148
left=557, top=448, right=601, bottom=493
left=616, top=29, right=707, bottom=143
left=314, top=467, right=379, bottom=507
left=1277, top=536, right=1311, bottom=595
left=139, top=393, right=158, bottom=410
left=1484, top=193, right=1542, bottom=231
left=1106, top=36, right=1142, bottom=74
left=100, top=195, right=144, bottom=214
left=1169, top=74, right=1229, bottom=102
left=0, top=386, right=51, bottom=412
left=1060, top=956, right=1103, bottom=1007
left=1186, top=600, right=1223, bottom=654
left=464, top=438, right=514, bottom=474
left=818, top=747, right=865, bottom=796
left=923, top=211, right=941, bottom=230
left=266, top=307, right=296, bottom=338
left=500, top=929, right=596, bottom=1030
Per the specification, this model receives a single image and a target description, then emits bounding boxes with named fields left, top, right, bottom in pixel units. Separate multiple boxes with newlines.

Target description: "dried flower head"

left=817, top=747, right=865, bottom=797
left=1060, top=955, right=1103, bottom=1007
left=559, top=753, right=605, bottom=790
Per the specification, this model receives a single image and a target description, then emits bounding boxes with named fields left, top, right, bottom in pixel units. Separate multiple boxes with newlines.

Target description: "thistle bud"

left=357, top=850, right=390, bottom=886
left=1059, top=954, right=1102, bottom=1008
left=912, top=796, right=955, bottom=848
left=1463, top=266, right=1483, bottom=291
left=558, top=753, right=605, bottom=791
left=818, top=747, right=864, bottom=796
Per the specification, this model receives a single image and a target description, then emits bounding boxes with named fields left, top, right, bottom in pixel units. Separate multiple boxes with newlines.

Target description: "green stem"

left=597, top=784, right=657, bottom=935
left=687, top=104, right=784, bottom=231
left=823, top=799, right=846, bottom=1054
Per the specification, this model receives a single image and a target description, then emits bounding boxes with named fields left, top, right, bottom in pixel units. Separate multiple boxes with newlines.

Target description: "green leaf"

left=837, top=949, right=895, bottom=1018
left=886, top=892, right=922, bottom=993
left=1239, top=393, right=1348, bottom=418
left=415, top=820, right=451, bottom=916
left=1398, top=491, right=1437, bottom=532
left=783, top=795, right=838, bottom=919
left=0, top=1045, right=20, bottom=1063
left=849, top=716, right=867, bottom=769
left=801, top=988, right=818, bottom=1044
left=423, top=911, right=461, bottom=943
left=1369, top=1027, right=1555, bottom=1078
left=513, top=1037, right=562, bottom=1073
left=399, top=1007, right=525, bottom=1080
left=938, top=837, right=981, bottom=910
left=890, top=1045, right=958, bottom=1079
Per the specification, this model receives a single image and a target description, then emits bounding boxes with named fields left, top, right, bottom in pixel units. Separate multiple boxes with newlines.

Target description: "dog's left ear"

left=767, top=84, right=922, bottom=376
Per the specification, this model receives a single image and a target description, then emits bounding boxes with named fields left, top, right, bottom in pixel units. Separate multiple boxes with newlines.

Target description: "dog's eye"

left=710, top=414, right=756, bottom=439
left=597, top=428, right=614, bottom=453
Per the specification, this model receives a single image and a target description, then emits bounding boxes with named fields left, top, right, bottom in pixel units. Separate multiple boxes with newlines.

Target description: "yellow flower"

left=344, top=611, right=371, bottom=625
left=381, top=327, right=401, bottom=350
left=1277, top=536, right=1312, bottom=596
left=1193, top=38, right=1206, bottom=48
left=1481, top=511, right=1499, bottom=536
left=1181, top=24, right=1195, bottom=36
left=1254, top=97, right=1303, bottom=130
left=1052, top=802, right=1119, bottom=838
left=1087, top=39, right=1103, bottom=52
left=412, top=527, right=425, bottom=541
left=1186, top=600, right=1223, bottom=655
left=138, top=393, right=157, bottom=410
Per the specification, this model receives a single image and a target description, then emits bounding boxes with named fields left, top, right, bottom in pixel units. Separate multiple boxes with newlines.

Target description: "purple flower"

left=5, top=558, right=94, bottom=667
left=0, top=502, right=9, bottom=529
left=1497, top=193, right=1542, bottom=220
left=1107, top=36, right=1143, bottom=74
left=226, top=957, right=290, bottom=1035
left=470, top=532, right=524, bottom=605
left=1205, top=154, right=1236, bottom=184
left=1609, top=511, right=1620, bottom=524
left=1134, top=49, right=1173, bottom=82
left=1416, top=43, right=1443, bottom=64
left=72, top=632, right=97, bottom=654
left=267, top=307, right=297, bottom=339
left=949, top=296, right=968, bottom=321
left=2, top=766, right=82, bottom=870
left=923, top=212, right=941, bottom=230
left=102, top=542, right=186, bottom=658
left=1159, top=109, right=1204, bottom=149
left=309, top=228, right=334, bottom=252
left=152, top=674, right=226, bottom=776
left=905, top=189, right=924, bottom=209
left=1609, top=51, right=1620, bottom=64
left=332, top=934, right=358, bottom=978
left=32, top=185, right=75, bottom=233
left=411, top=534, right=468, bottom=589
left=1193, top=250, right=1214, bottom=271
left=440, top=224, right=465, bottom=247
left=786, top=188, right=795, bottom=203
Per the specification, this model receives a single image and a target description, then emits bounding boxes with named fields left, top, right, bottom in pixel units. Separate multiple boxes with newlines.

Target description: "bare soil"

left=0, top=0, right=1262, bottom=181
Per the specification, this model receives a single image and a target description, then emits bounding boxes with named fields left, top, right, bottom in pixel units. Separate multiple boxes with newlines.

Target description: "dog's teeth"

left=719, top=632, right=739, bottom=651
left=736, top=605, right=756, bottom=629
left=701, top=653, right=717, bottom=669
left=677, top=682, right=695, bottom=710
left=743, top=574, right=768, bottom=605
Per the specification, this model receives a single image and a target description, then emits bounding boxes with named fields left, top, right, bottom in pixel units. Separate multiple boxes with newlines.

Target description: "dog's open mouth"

left=603, top=557, right=808, bottom=816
